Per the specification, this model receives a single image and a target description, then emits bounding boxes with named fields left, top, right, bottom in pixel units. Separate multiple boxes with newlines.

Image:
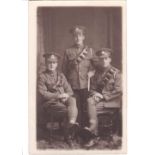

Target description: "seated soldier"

left=38, top=52, right=78, bottom=147
left=83, top=48, right=122, bottom=148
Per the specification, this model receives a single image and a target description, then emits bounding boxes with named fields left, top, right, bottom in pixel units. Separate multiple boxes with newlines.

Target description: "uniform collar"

left=100, top=65, right=112, bottom=73
left=74, top=43, right=85, bottom=49
left=46, top=70, right=57, bottom=76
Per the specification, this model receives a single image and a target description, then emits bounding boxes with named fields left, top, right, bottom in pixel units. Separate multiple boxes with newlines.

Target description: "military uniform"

left=38, top=52, right=78, bottom=146
left=63, top=44, right=94, bottom=89
left=89, top=65, right=122, bottom=109
left=63, top=26, right=95, bottom=126
left=38, top=70, right=75, bottom=112
left=85, top=48, right=122, bottom=140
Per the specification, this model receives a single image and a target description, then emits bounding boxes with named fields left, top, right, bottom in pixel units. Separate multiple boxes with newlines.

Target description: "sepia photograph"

left=29, top=1, right=127, bottom=154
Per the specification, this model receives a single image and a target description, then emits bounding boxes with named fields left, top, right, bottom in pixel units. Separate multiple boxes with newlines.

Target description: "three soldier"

left=38, top=25, right=122, bottom=148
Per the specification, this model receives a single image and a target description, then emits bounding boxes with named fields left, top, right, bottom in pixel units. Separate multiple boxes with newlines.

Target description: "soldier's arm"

left=103, top=72, right=122, bottom=101
left=38, top=74, right=59, bottom=100
left=61, top=74, right=73, bottom=96
left=113, top=72, right=122, bottom=93
left=88, top=48, right=96, bottom=72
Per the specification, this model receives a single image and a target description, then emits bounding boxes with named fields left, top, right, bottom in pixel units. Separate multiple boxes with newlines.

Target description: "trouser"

left=44, top=96, right=78, bottom=125
left=37, top=96, right=78, bottom=141
left=86, top=97, right=98, bottom=135
left=37, top=96, right=78, bottom=140
left=87, top=96, right=121, bottom=135
left=73, top=89, right=88, bottom=127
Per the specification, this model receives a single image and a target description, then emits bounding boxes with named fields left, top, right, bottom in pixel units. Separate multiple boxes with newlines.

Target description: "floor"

left=37, top=126, right=122, bottom=150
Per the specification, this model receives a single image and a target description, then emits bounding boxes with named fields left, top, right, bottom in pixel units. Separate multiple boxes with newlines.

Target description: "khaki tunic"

left=38, top=70, right=73, bottom=103
left=63, top=45, right=95, bottom=90
left=90, top=65, right=122, bottom=108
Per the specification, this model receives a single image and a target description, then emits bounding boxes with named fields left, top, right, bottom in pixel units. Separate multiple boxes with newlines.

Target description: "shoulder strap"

left=55, top=72, right=63, bottom=86
left=102, top=67, right=118, bottom=85
left=76, top=46, right=89, bottom=63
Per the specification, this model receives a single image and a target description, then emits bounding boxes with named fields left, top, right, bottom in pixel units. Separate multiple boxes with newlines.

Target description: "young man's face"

left=73, top=33, right=85, bottom=46
left=46, top=60, right=58, bottom=72
left=99, top=56, right=111, bottom=68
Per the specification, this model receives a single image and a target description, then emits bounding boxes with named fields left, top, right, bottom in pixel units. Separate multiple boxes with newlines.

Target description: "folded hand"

left=58, top=93, right=69, bottom=102
left=93, top=92, right=103, bottom=102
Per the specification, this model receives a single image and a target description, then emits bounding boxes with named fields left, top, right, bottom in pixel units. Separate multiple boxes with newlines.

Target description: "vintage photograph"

left=29, top=1, right=127, bottom=154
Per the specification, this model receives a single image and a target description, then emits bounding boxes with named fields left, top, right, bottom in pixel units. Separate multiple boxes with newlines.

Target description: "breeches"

left=44, top=96, right=78, bottom=122
left=87, top=96, right=121, bottom=133
left=73, top=89, right=88, bottom=126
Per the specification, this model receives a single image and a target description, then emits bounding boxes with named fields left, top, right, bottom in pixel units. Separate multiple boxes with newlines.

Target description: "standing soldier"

left=38, top=52, right=78, bottom=147
left=83, top=48, right=122, bottom=148
left=62, top=25, right=95, bottom=127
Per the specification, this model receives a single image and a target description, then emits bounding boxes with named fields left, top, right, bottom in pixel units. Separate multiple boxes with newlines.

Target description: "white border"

left=29, top=1, right=127, bottom=154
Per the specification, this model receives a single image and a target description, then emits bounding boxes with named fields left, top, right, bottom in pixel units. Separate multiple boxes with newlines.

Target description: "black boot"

left=64, top=123, right=80, bottom=148
left=80, top=127, right=99, bottom=149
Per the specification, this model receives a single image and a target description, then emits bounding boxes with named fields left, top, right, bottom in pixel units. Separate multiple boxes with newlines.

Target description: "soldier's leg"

left=81, top=97, right=99, bottom=148
left=87, top=97, right=98, bottom=134
left=73, top=90, right=82, bottom=125
left=80, top=89, right=89, bottom=127
left=66, top=96, right=78, bottom=124
left=45, top=102, right=67, bottom=126
left=43, top=102, right=67, bottom=142
left=47, top=102, right=67, bottom=114
left=63, top=97, right=79, bottom=147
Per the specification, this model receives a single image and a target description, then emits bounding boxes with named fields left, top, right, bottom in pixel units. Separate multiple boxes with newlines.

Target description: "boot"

left=80, top=127, right=99, bottom=148
left=64, top=123, right=79, bottom=148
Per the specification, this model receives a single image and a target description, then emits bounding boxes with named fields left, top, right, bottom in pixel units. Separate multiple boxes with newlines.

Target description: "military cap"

left=70, top=25, right=86, bottom=35
left=43, top=52, right=61, bottom=61
left=96, top=48, right=112, bottom=58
